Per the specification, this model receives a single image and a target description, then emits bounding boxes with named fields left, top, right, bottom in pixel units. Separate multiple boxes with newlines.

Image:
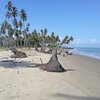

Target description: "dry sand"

left=0, top=49, right=100, bottom=100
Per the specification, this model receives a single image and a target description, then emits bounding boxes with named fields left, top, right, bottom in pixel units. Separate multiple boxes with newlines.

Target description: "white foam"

left=72, top=48, right=100, bottom=60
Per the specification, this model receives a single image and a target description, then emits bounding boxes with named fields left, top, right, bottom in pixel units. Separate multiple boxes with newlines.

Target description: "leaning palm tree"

left=5, top=1, right=13, bottom=11
left=5, top=1, right=12, bottom=20
left=0, top=20, right=8, bottom=35
left=12, top=7, right=18, bottom=18
left=20, top=9, right=27, bottom=22
left=13, top=18, right=18, bottom=28
left=19, top=9, right=27, bottom=47
left=6, top=11, right=12, bottom=19
left=7, top=24, right=15, bottom=47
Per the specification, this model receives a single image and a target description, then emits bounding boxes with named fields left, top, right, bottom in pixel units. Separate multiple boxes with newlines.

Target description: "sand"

left=0, top=49, right=100, bottom=100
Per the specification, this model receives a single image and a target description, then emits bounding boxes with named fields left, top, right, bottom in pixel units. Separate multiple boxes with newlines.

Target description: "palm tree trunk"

left=38, top=48, right=66, bottom=72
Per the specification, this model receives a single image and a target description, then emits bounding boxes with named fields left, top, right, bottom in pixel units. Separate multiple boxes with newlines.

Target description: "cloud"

left=73, top=39, right=100, bottom=44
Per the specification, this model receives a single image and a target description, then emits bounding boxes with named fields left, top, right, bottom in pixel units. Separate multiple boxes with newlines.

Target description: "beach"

left=0, top=49, right=100, bottom=100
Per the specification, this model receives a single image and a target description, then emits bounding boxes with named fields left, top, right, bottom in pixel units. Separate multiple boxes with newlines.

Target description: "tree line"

left=0, top=1, right=73, bottom=51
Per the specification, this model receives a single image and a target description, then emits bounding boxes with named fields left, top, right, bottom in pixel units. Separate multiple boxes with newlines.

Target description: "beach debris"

left=10, top=48, right=27, bottom=58
left=37, top=48, right=66, bottom=72
left=40, top=58, right=43, bottom=64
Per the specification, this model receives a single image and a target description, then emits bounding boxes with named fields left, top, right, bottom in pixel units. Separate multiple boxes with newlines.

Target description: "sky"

left=0, top=0, right=100, bottom=47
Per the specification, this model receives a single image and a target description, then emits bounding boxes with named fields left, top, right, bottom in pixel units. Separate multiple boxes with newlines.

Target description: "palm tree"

left=18, top=21, right=23, bottom=29
left=5, top=1, right=12, bottom=11
left=13, top=18, right=18, bottom=28
left=40, top=29, right=43, bottom=36
left=18, top=21, right=23, bottom=48
left=62, top=35, right=68, bottom=44
left=12, top=7, right=18, bottom=18
left=40, top=29, right=45, bottom=52
left=25, top=23, right=30, bottom=48
left=5, top=1, right=12, bottom=20
left=51, top=32, right=56, bottom=43
left=19, top=9, right=27, bottom=47
left=6, top=11, right=12, bottom=19
left=56, top=35, right=60, bottom=42
left=0, top=20, right=8, bottom=35
left=69, top=36, right=73, bottom=41
left=20, top=9, right=27, bottom=22
left=26, top=23, right=30, bottom=32
left=7, top=24, right=13, bottom=36
left=44, top=28, right=47, bottom=36
left=7, top=24, right=15, bottom=47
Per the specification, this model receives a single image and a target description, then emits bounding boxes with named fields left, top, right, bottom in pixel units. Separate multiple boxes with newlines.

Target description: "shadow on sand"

left=0, top=60, right=76, bottom=73
left=50, top=93, right=100, bottom=100
left=66, top=69, right=76, bottom=72
left=0, top=60, right=38, bottom=68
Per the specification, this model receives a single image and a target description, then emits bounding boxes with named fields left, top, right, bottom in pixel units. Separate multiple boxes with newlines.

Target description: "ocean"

left=73, top=47, right=100, bottom=60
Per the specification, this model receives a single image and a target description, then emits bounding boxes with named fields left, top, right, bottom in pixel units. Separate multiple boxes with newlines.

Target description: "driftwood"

left=10, top=48, right=27, bottom=58
left=37, top=48, right=66, bottom=72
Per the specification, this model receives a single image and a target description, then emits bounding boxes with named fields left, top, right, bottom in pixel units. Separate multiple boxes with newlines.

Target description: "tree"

left=12, top=7, right=18, bottom=18
left=5, top=1, right=13, bottom=11
left=0, top=1, right=30, bottom=48
left=25, top=23, right=30, bottom=48
left=40, top=29, right=45, bottom=52
left=13, top=18, right=18, bottom=28
left=44, top=28, right=47, bottom=36
left=0, top=20, right=8, bottom=35
left=18, top=21, right=23, bottom=48
left=62, top=35, right=73, bottom=44
left=20, top=9, right=27, bottom=22
left=20, top=9, right=27, bottom=47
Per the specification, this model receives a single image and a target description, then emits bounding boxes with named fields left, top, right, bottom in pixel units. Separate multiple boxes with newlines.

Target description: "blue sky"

left=0, top=0, right=100, bottom=47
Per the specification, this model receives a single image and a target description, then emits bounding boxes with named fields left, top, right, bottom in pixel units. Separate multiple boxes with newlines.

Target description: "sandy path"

left=0, top=50, right=100, bottom=100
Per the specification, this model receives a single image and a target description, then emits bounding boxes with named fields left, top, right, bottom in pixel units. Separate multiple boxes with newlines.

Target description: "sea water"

left=73, top=47, right=100, bottom=60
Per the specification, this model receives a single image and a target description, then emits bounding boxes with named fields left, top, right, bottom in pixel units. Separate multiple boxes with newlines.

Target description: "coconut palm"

left=51, top=32, right=56, bottom=43
left=62, top=35, right=68, bottom=44
left=19, top=9, right=27, bottom=47
left=6, top=11, right=12, bottom=19
left=5, top=1, right=12, bottom=20
left=12, top=7, right=18, bottom=18
left=7, top=24, right=13, bottom=36
left=25, top=23, right=30, bottom=48
left=13, top=18, right=18, bottom=28
left=44, top=28, right=47, bottom=36
left=20, top=9, right=27, bottom=22
left=69, top=36, right=73, bottom=41
left=40, top=29, right=45, bottom=52
left=7, top=24, right=15, bottom=47
left=0, top=20, right=8, bottom=35
left=18, top=21, right=23, bottom=48
left=18, top=21, right=23, bottom=29
left=5, top=1, right=13, bottom=11
left=26, top=23, right=30, bottom=32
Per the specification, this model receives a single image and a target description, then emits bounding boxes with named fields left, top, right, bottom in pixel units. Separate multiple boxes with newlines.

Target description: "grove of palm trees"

left=0, top=1, right=73, bottom=72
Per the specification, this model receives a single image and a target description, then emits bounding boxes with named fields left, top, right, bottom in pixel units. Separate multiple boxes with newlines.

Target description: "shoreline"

left=72, top=47, right=100, bottom=60
left=73, top=53, right=100, bottom=61
left=73, top=53, right=100, bottom=60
